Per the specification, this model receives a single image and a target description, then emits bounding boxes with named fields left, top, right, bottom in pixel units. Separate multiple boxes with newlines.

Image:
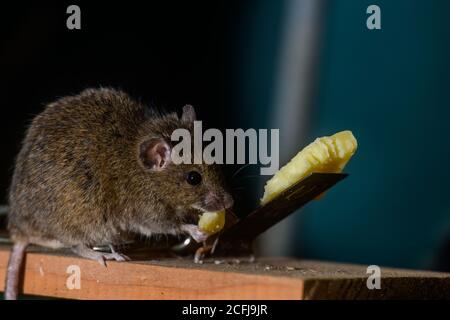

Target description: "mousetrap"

left=172, top=172, right=348, bottom=261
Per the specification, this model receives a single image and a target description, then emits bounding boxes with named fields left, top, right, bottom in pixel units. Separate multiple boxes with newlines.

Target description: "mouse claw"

left=106, top=244, right=131, bottom=262
left=97, top=256, right=107, bottom=267
left=121, top=254, right=131, bottom=261
left=103, top=252, right=130, bottom=262
left=96, top=252, right=130, bottom=267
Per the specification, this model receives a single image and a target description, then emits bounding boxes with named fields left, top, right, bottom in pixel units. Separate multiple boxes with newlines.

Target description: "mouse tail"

left=5, top=241, right=28, bottom=300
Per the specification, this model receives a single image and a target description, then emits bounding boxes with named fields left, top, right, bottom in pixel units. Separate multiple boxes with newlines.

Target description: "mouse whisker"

left=230, top=163, right=252, bottom=180
left=233, top=175, right=264, bottom=182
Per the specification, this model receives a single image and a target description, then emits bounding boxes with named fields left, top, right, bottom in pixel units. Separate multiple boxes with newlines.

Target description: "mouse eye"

left=186, top=171, right=202, bottom=186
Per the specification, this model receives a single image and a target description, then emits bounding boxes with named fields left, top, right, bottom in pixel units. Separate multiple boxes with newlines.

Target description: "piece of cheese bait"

left=198, top=209, right=226, bottom=235
left=261, top=130, right=357, bottom=205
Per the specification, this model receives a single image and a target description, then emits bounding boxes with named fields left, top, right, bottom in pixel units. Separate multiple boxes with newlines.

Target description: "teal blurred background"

left=234, top=0, right=450, bottom=270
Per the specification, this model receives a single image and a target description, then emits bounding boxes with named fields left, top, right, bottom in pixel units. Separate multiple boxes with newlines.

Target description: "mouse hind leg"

left=5, top=241, right=28, bottom=300
left=72, top=244, right=130, bottom=267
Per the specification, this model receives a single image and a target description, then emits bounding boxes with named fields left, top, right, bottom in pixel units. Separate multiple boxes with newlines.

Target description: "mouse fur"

left=5, top=88, right=233, bottom=299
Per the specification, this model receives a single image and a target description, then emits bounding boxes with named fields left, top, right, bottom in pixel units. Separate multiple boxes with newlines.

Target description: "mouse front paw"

left=181, top=224, right=209, bottom=243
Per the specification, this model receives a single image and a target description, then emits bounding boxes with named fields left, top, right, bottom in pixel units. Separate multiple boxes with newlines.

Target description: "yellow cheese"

left=261, top=130, right=357, bottom=205
left=198, top=209, right=226, bottom=235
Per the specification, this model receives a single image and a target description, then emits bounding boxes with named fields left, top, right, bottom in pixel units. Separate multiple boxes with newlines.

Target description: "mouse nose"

left=204, top=191, right=234, bottom=211
left=222, top=192, right=234, bottom=210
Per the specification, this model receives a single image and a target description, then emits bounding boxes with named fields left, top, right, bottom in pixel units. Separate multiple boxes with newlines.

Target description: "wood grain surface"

left=0, top=244, right=449, bottom=299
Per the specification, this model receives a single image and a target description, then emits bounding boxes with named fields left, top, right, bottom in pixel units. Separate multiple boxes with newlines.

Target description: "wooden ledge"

left=0, top=244, right=449, bottom=299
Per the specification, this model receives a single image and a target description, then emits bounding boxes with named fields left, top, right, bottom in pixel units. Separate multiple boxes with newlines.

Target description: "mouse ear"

left=181, top=105, right=196, bottom=123
left=139, top=138, right=171, bottom=171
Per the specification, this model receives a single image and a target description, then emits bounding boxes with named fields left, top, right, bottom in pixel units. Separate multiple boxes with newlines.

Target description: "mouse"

left=4, top=88, right=234, bottom=299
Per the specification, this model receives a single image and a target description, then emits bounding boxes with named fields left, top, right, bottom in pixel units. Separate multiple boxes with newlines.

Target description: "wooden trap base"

left=0, top=244, right=449, bottom=299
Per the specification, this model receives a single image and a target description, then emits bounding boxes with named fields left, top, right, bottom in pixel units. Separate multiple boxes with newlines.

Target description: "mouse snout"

left=222, top=192, right=234, bottom=210
left=202, top=191, right=234, bottom=212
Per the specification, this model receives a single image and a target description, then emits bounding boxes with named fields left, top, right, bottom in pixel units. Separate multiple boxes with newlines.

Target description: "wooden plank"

left=0, top=244, right=449, bottom=299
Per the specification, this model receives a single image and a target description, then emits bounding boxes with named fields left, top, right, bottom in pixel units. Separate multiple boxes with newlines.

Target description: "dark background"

left=0, top=1, right=243, bottom=202
left=2, top=1, right=450, bottom=272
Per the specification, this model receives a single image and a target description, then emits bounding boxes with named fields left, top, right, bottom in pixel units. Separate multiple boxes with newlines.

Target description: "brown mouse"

left=4, top=88, right=233, bottom=299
